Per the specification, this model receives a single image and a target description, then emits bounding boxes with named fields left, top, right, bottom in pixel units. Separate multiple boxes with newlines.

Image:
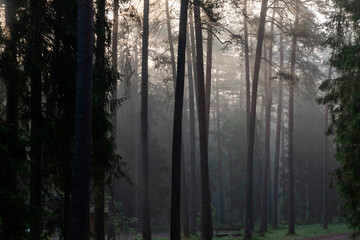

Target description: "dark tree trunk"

left=186, top=22, right=197, bottom=232
left=108, top=1, right=119, bottom=239
left=288, top=9, right=299, bottom=235
left=323, top=66, right=331, bottom=229
left=141, top=0, right=151, bottom=237
left=166, top=0, right=177, bottom=86
left=194, top=3, right=214, bottom=239
left=205, top=24, right=213, bottom=136
left=272, top=15, right=284, bottom=229
left=216, top=78, right=225, bottom=223
left=170, top=0, right=189, bottom=237
left=94, top=0, right=106, bottom=238
left=181, top=146, right=190, bottom=237
left=29, top=0, right=44, bottom=239
left=244, top=0, right=269, bottom=238
left=70, top=0, right=94, bottom=239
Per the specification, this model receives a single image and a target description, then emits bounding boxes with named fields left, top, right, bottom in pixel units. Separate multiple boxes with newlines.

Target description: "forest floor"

left=149, top=223, right=351, bottom=240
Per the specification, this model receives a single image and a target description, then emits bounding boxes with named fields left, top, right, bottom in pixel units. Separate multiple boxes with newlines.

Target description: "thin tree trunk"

left=108, top=1, right=119, bottom=239
left=272, top=14, right=284, bottom=229
left=243, top=0, right=250, bottom=148
left=189, top=10, right=199, bottom=104
left=70, top=0, right=94, bottom=239
left=216, top=78, right=225, bottom=223
left=194, top=4, right=214, bottom=239
left=134, top=45, right=140, bottom=219
left=288, top=9, right=299, bottom=235
left=166, top=0, right=177, bottom=86
left=141, top=0, right=151, bottom=236
left=29, top=0, right=44, bottom=239
left=323, top=66, right=331, bottom=229
left=244, top=0, right=269, bottom=238
left=170, top=0, right=189, bottom=236
left=181, top=145, right=190, bottom=237
left=205, top=24, right=213, bottom=136
left=186, top=22, right=197, bottom=232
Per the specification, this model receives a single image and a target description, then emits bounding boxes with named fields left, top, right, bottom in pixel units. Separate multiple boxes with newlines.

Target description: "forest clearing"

left=1, top=0, right=360, bottom=239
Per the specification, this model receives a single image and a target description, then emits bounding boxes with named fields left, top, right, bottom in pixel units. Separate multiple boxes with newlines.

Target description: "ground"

left=149, top=223, right=353, bottom=240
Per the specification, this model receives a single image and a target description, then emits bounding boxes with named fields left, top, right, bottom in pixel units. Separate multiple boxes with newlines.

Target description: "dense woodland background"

left=0, top=0, right=360, bottom=239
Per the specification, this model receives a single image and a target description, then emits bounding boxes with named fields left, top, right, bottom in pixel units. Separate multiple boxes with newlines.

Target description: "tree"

left=108, top=1, right=119, bottom=239
left=272, top=13, right=284, bottom=229
left=194, top=2, right=213, bottom=238
left=323, top=67, right=331, bottom=230
left=29, top=0, right=44, bottom=239
left=244, top=0, right=269, bottom=238
left=170, top=0, right=189, bottom=236
left=70, top=0, right=94, bottom=239
left=141, top=0, right=151, bottom=236
left=288, top=8, right=299, bottom=235
left=166, top=0, right=177, bottom=86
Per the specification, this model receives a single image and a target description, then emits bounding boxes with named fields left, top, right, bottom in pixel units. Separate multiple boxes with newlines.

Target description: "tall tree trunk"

left=272, top=14, right=284, bottom=229
left=29, top=0, right=44, bottom=239
left=166, top=0, right=177, bottom=86
left=243, top=0, right=250, bottom=148
left=186, top=22, right=197, bottom=232
left=108, top=1, right=119, bottom=239
left=170, top=0, right=189, bottom=236
left=205, top=24, right=213, bottom=136
left=288, top=9, right=299, bottom=235
left=323, top=66, right=331, bottom=229
left=244, top=0, right=269, bottom=238
left=94, top=0, right=106, bottom=239
left=181, top=145, right=190, bottom=237
left=216, top=78, right=225, bottom=223
left=134, top=45, right=140, bottom=219
left=70, top=0, right=94, bottom=239
left=141, top=0, right=151, bottom=236
left=194, top=4, right=214, bottom=239
left=260, top=11, right=274, bottom=232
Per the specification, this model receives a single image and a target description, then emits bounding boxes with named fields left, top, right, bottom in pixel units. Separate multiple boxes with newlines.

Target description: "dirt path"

left=301, top=233, right=355, bottom=240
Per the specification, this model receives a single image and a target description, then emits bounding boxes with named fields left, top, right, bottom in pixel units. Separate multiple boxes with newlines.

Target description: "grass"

left=152, top=223, right=350, bottom=240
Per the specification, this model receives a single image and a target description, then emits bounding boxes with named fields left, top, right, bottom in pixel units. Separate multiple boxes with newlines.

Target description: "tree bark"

left=194, top=3, right=214, bottom=239
left=243, top=0, right=250, bottom=148
left=244, top=0, right=269, bottom=238
left=288, top=9, right=299, bottom=235
left=141, top=0, right=152, bottom=236
left=272, top=12, right=284, bottom=229
left=170, top=0, right=189, bottom=236
left=189, top=10, right=199, bottom=104
left=70, top=0, right=94, bottom=239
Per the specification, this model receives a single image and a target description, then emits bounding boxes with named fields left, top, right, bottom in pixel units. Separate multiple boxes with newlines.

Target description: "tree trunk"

left=141, top=0, right=151, bottom=236
left=170, top=0, right=189, bottom=236
left=166, top=0, right=177, bottom=86
left=243, top=0, right=250, bottom=148
left=288, top=9, right=299, bottom=235
left=181, top=145, right=190, bottom=237
left=244, top=0, right=269, bottom=238
left=134, top=45, right=140, bottom=219
left=108, top=1, right=119, bottom=239
left=186, top=22, right=198, bottom=232
left=70, top=0, right=94, bottom=239
left=189, top=10, right=199, bottom=104
left=323, top=66, right=331, bottom=229
left=29, top=0, right=44, bottom=239
left=272, top=13, right=284, bottom=229
left=216, top=78, right=225, bottom=223
left=194, top=4, right=214, bottom=239
left=205, top=24, right=213, bottom=136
